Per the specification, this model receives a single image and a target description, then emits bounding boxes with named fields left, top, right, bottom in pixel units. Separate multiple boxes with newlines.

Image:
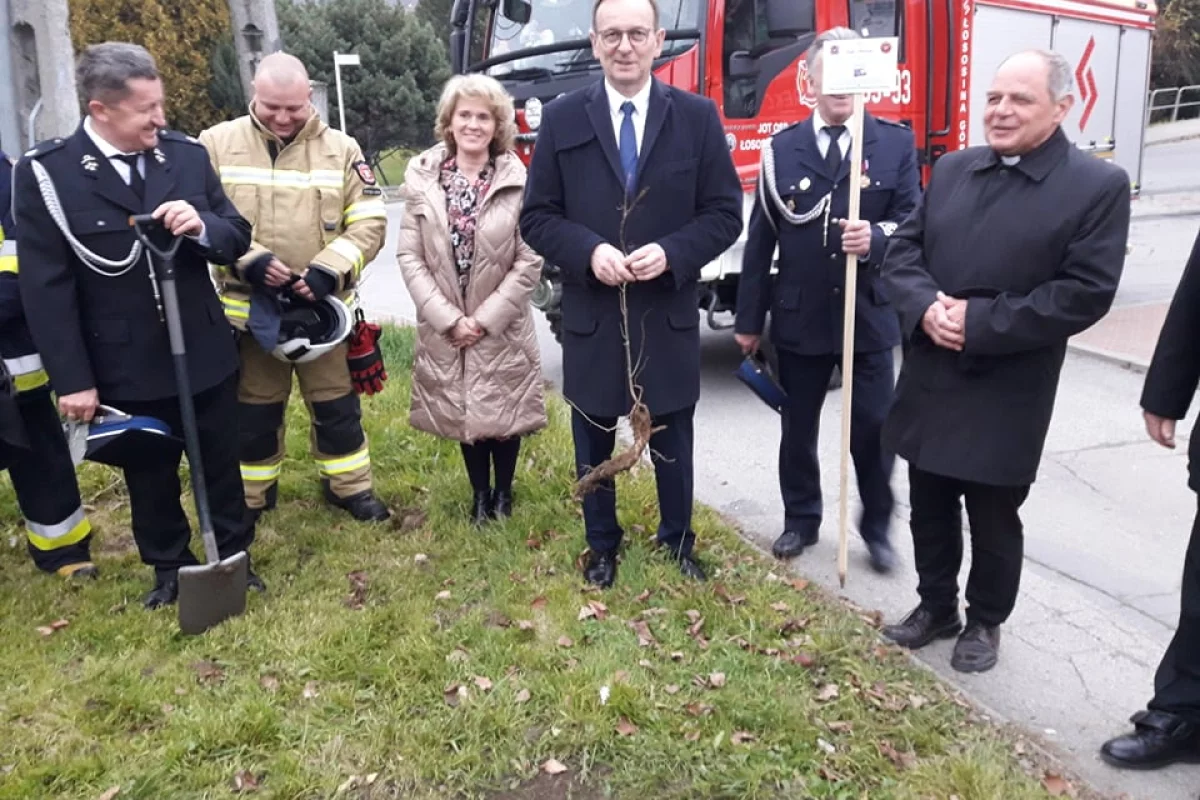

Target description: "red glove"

left=347, top=309, right=387, bottom=395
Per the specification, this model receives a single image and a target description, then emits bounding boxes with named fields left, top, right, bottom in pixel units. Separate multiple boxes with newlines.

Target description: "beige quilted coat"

left=397, top=144, right=548, bottom=444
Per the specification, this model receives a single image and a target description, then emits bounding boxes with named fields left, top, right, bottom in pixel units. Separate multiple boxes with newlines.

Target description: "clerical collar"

left=1001, top=155, right=1020, bottom=166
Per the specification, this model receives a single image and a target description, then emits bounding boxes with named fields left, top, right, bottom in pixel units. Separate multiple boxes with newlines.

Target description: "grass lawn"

left=0, top=326, right=1079, bottom=799
left=373, top=149, right=419, bottom=187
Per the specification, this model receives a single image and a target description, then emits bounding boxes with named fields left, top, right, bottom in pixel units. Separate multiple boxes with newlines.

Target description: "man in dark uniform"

left=520, top=0, right=743, bottom=588
left=14, top=42, right=263, bottom=608
left=1100, top=232, right=1200, bottom=769
left=734, top=26, right=921, bottom=574
left=878, top=49, right=1130, bottom=673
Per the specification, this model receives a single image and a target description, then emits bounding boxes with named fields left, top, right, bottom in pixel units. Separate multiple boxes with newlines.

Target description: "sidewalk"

left=1068, top=303, right=1167, bottom=373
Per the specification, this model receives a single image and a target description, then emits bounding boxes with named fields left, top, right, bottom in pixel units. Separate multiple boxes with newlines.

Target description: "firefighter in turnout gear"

left=0, top=151, right=97, bottom=579
left=199, top=52, right=390, bottom=522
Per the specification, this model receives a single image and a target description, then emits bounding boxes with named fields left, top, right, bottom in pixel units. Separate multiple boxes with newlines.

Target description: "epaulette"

left=22, top=137, right=67, bottom=160
left=769, top=121, right=804, bottom=142
left=158, top=129, right=203, bottom=147
left=876, top=117, right=912, bottom=130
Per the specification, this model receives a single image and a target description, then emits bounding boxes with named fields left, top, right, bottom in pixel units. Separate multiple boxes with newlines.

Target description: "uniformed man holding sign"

left=734, top=27, right=921, bottom=573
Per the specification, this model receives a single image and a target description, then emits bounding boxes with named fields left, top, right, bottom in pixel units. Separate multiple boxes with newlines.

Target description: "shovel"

left=129, top=214, right=248, bottom=635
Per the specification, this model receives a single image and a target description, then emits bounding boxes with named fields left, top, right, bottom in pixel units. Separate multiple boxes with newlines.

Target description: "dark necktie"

left=113, top=153, right=145, bottom=202
left=619, top=101, right=637, bottom=196
left=823, top=125, right=846, bottom=176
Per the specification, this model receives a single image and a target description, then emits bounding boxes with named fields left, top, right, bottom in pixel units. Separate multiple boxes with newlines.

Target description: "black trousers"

left=115, top=373, right=255, bottom=576
left=908, top=464, right=1030, bottom=626
left=776, top=348, right=895, bottom=543
left=1148, top=499, right=1200, bottom=723
left=460, top=437, right=522, bottom=492
left=571, top=404, right=695, bottom=557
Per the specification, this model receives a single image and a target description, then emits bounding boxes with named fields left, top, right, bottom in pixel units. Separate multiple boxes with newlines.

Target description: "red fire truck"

left=449, top=0, right=1156, bottom=341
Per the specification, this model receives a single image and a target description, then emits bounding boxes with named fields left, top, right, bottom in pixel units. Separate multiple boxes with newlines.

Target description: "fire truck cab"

left=449, top=0, right=1156, bottom=341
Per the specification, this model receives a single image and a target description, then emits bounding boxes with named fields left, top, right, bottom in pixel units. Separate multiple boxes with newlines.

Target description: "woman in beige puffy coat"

left=397, top=74, right=548, bottom=525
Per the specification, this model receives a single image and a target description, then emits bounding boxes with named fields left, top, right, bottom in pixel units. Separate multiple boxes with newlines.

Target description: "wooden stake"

left=838, top=95, right=866, bottom=589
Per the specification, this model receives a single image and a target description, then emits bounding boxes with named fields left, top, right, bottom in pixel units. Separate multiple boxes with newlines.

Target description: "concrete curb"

left=1066, top=341, right=1150, bottom=374
left=1145, top=132, right=1200, bottom=147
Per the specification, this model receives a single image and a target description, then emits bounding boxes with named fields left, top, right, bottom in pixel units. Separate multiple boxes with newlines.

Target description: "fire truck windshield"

left=483, top=0, right=703, bottom=78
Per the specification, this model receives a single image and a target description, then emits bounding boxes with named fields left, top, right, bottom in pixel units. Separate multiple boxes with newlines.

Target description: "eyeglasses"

left=597, top=27, right=653, bottom=47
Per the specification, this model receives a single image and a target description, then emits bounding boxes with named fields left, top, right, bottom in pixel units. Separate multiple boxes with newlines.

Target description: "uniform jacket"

left=0, top=151, right=13, bottom=231
left=398, top=144, right=547, bottom=443
left=0, top=225, right=48, bottom=394
left=880, top=128, right=1130, bottom=486
left=519, top=77, right=743, bottom=417
left=198, top=108, right=388, bottom=329
left=14, top=125, right=252, bottom=403
left=1141, top=229, right=1200, bottom=493
left=735, top=113, right=921, bottom=354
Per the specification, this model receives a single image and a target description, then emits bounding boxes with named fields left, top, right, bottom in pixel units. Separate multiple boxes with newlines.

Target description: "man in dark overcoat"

left=519, top=0, right=743, bottom=587
left=877, top=49, right=1131, bottom=673
left=15, top=42, right=262, bottom=608
left=735, top=26, right=922, bottom=574
left=1100, top=231, right=1200, bottom=769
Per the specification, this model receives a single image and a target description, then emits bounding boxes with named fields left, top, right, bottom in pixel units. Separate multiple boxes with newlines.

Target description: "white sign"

left=821, top=37, right=899, bottom=95
left=334, top=53, right=361, bottom=66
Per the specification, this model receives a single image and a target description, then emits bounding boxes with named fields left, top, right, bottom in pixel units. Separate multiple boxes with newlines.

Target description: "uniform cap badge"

left=81, top=154, right=98, bottom=172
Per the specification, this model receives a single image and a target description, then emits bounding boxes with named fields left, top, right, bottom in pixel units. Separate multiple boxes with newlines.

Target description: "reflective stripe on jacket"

left=198, top=108, right=387, bottom=329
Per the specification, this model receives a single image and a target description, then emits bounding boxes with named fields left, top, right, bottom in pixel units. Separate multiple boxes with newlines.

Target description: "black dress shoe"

left=866, top=540, right=896, bottom=574
left=1101, top=710, right=1200, bottom=770
left=324, top=484, right=391, bottom=522
left=247, top=568, right=267, bottom=593
left=143, top=576, right=179, bottom=609
left=492, top=488, right=513, bottom=518
left=676, top=553, right=707, bottom=582
left=471, top=490, right=494, bottom=526
left=584, top=549, right=618, bottom=588
left=881, top=604, right=963, bottom=649
left=951, top=620, right=1001, bottom=673
left=772, top=529, right=819, bottom=559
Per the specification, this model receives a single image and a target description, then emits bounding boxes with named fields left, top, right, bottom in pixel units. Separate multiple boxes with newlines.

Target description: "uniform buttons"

left=829, top=253, right=837, bottom=260
left=833, top=287, right=841, bottom=295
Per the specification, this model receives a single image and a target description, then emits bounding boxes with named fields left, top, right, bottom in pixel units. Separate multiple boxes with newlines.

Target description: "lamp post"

left=333, top=52, right=361, bottom=132
left=242, top=24, right=265, bottom=82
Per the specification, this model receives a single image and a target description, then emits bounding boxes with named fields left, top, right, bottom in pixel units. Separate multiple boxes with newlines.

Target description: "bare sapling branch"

left=575, top=186, right=665, bottom=499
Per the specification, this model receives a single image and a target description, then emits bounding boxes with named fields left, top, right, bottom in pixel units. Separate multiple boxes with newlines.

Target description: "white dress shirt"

left=604, top=78, right=652, bottom=155
left=83, top=116, right=208, bottom=245
left=811, top=108, right=852, bottom=162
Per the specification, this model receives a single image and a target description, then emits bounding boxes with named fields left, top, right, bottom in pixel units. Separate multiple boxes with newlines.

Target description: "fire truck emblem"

left=796, top=59, right=818, bottom=109
left=1075, top=36, right=1098, bottom=131
left=726, top=132, right=737, bottom=151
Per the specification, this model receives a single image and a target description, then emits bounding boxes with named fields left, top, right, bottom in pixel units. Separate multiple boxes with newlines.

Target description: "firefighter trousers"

left=237, top=334, right=373, bottom=509
left=2, top=388, right=94, bottom=574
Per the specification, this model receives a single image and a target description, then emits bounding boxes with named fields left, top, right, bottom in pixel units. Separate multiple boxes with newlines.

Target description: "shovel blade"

left=177, top=551, right=250, bottom=635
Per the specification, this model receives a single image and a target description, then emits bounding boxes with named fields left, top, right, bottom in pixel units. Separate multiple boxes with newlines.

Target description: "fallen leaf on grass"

left=613, top=670, right=630, bottom=684
left=542, top=759, right=568, bottom=775
left=670, top=651, right=685, bottom=661
left=628, top=620, right=657, bottom=648
left=531, top=595, right=548, bottom=610
left=514, top=688, right=531, bottom=704
left=615, top=718, right=639, bottom=736
left=708, top=672, right=727, bottom=688
left=413, top=553, right=429, bottom=565
left=634, top=589, right=652, bottom=602
left=192, top=660, right=225, bottom=685
left=908, top=694, right=928, bottom=709
left=517, top=620, right=535, bottom=631
left=473, top=676, right=494, bottom=691
left=302, top=681, right=320, bottom=699
left=485, top=611, right=512, bottom=628
left=879, top=741, right=917, bottom=770
left=344, top=570, right=369, bottom=610
left=790, top=578, right=810, bottom=591
left=231, top=770, right=260, bottom=792
left=259, top=675, right=280, bottom=693
left=684, top=730, right=701, bottom=741
left=714, top=584, right=746, bottom=605
left=687, top=617, right=705, bottom=637
left=578, top=600, right=609, bottom=621
left=731, top=731, right=755, bottom=744
left=557, top=636, right=574, bottom=648
left=447, top=647, right=470, bottom=663
left=827, top=721, right=853, bottom=733
left=817, top=738, right=836, bottom=754
left=684, top=702, right=714, bottom=717
left=395, top=508, right=427, bottom=532
left=664, top=684, right=680, bottom=695
left=1042, top=774, right=1073, bottom=797
left=779, top=617, right=810, bottom=635
left=770, top=602, right=790, bottom=612
left=435, top=590, right=452, bottom=601
left=818, top=766, right=843, bottom=782
left=444, top=683, right=467, bottom=707
left=638, top=659, right=653, bottom=669
left=96, top=788, right=121, bottom=800
left=792, top=652, right=816, bottom=668
left=816, top=683, right=840, bottom=702
left=36, top=619, right=70, bottom=637
left=685, top=609, right=702, bottom=623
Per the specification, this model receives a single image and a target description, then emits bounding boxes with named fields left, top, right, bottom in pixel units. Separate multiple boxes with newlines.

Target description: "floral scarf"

left=439, top=155, right=496, bottom=295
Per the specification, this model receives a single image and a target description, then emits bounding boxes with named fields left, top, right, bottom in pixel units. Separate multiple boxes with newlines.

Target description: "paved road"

left=362, top=149, right=1200, bottom=797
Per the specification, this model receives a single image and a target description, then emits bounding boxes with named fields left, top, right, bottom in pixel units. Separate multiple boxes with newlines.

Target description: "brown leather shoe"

left=1101, top=710, right=1200, bottom=770
left=951, top=621, right=1001, bottom=673
left=881, top=604, right=963, bottom=649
